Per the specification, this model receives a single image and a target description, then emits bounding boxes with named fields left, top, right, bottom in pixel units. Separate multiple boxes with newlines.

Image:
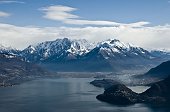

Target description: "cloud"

left=40, top=5, right=79, bottom=21
left=0, top=0, right=25, bottom=4
left=0, top=11, right=10, bottom=17
left=40, top=5, right=149, bottom=27
left=0, top=23, right=170, bottom=51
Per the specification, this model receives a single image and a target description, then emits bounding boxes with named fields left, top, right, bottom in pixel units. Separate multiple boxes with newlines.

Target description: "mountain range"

left=1, top=38, right=170, bottom=72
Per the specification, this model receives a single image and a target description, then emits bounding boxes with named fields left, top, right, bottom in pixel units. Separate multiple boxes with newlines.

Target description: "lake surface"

left=0, top=78, right=169, bottom=112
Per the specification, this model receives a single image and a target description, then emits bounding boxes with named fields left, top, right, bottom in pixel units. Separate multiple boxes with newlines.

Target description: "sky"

left=0, top=0, right=170, bottom=50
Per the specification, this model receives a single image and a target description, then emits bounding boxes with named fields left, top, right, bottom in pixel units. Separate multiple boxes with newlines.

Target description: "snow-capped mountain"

left=94, top=39, right=154, bottom=60
left=74, top=39, right=160, bottom=72
left=21, top=38, right=95, bottom=62
left=0, top=44, right=19, bottom=55
left=68, top=39, right=95, bottom=55
left=20, top=38, right=169, bottom=63
left=0, top=44, right=12, bottom=53
left=1, top=38, right=170, bottom=72
left=20, top=38, right=156, bottom=63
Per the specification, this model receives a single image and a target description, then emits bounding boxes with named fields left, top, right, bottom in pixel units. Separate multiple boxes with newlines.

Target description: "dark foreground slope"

left=141, top=76, right=170, bottom=103
left=145, top=61, right=170, bottom=78
left=96, top=76, right=170, bottom=105
left=96, top=60, right=170, bottom=105
left=0, top=53, right=48, bottom=86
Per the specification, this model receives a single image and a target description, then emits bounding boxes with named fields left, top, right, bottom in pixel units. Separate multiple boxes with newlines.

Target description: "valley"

left=0, top=0, right=170, bottom=111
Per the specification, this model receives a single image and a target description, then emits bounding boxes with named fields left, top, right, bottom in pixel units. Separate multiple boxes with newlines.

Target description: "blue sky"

left=0, top=0, right=170, bottom=26
left=0, top=0, right=170, bottom=50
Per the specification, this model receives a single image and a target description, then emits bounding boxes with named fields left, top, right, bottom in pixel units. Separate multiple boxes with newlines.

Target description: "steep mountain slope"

left=0, top=53, right=47, bottom=86
left=21, top=38, right=95, bottom=62
left=80, top=39, right=158, bottom=71
left=84, top=39, right=154, bottom=61
left=145, top=60, right=170, bottom=78
left=96, top=39, right=151, bottom=59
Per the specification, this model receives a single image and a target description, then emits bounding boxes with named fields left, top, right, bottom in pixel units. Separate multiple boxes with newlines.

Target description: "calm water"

left=0, top=78, right=169, bottom=112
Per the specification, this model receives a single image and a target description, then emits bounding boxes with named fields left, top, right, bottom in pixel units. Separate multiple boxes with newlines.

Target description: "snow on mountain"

left=21, top=38, right=95, bottom=62
left=98, top=39, right=130, bottom=50
left=67, top=39, right=95, bottom=55
left=1, top=38, right=170, bottom=64
left=1, top=38, right=170, bottom=72
left=95, top=39, right=152, bottom=59
left=0, top=44, right=19, bottom=55
left=19, top=38, right=169, bottom=63
left=0, top=44, right=11, bottom=53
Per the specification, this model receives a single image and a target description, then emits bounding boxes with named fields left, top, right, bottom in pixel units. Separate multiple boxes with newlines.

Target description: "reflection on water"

left=0, top=78, right=169, bottom=112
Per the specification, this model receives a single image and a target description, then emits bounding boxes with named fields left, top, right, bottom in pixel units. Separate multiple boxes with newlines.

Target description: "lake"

left=0, top=78, right=169, bottom=112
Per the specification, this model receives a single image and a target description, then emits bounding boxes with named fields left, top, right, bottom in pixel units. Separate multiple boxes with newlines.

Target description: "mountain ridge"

left=1, top=38, right=170, bottom=72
